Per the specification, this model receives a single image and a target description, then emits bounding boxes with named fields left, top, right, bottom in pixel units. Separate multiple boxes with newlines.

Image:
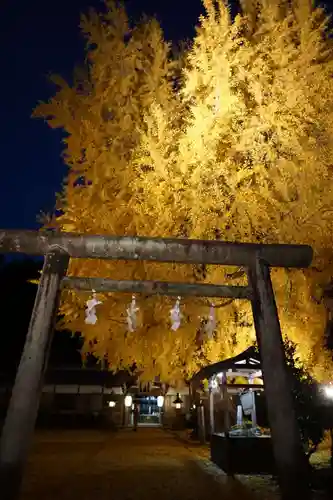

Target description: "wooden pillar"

left=251, top=392, right=257, bottom=428
left=221, top=373, right=230, bottom=434
left=209, top=388, right=215, bottom=435
left=248, top=257, right=310, bottom=500
left=197, top=404, right=206, bottom=443
left=0, top=247, right=69, bottom=500
left=101, top=383, right=105, bottom=414
left=188, top=383, right=193, bottom=407
left=76, top=384, right=80, bottom=415
left=248, top=376, right=257, bottom=428
left=330, top=427, right=333, bottom=473
left=220, top=373, right=233, bottom=476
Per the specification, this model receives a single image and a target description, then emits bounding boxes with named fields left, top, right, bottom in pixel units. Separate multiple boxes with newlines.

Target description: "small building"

left=190, top=346, right=274, bottom=475
left=0, top=367, right=190, bottom=429
left=191, top=346, right=266, bottom=437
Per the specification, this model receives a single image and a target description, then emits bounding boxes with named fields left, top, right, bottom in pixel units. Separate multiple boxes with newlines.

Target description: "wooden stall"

left=191, top=346, right=275, bottom=475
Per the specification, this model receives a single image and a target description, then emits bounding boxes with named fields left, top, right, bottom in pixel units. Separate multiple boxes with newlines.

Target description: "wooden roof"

left=190, top=346, right=261, bottom=385
left=0, top=367, right=137, bottom=388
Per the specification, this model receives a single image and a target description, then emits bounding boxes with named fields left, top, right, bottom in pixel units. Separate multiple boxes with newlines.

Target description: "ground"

left=172, top=429, right=332, bottom=499
left=21, top=428, right=265, bottom=500
left=19, top=427, right=332, bottom=499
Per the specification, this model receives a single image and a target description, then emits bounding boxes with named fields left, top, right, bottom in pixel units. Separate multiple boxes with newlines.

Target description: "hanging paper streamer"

left=127, top=295, right=139, bottom=332
left=170, top=296, right=182, bottom=331
left=85, top=290, right=102, bottom=325
left=205, top=304, right=216, bottom=339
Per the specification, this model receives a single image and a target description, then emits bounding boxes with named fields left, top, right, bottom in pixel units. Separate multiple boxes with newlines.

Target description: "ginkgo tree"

left=33, top=1, right=221, bottom=384
left=132, top=0, right=333, bottom=380
left=33, top=0, right=333, bottom=383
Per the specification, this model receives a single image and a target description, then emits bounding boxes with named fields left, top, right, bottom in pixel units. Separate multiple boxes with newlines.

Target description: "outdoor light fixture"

left=108, top=400, right=116, bottom=408
left=210, top=378, right=218, bottom=389
left=173, top=393, right=183, bottom=409
left=157, top=395, right=164, bottom=408
left=217, top=372, right=226, bottom=383
left=324, top=384, right=333, bottom=399
left=124, top=395, right=133, bottom=407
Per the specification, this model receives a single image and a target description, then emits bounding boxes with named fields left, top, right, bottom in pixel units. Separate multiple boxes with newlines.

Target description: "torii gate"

left=0, top=230, right=312, bottom=500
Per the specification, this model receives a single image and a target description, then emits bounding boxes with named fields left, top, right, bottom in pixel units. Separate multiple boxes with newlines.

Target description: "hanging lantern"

left=173, top=393, right=183, bottom=410
left=157, top=395, right=164, bottom=408
left=170, top=296, right=182, bottom=331
left=85, top=290, right=102, bottom=325
left=124, top=395, right=133, bottom=407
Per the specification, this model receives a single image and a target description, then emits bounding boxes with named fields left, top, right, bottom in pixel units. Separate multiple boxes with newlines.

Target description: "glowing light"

left=157, top=395, right=164, bottom=408
left=108, top=400, right=116, bottom=408
left=173, top=393, right=183, bottom=408
left=324, top=384, right=333, bottom=399
left=210, top=378, right=218, bottom=389
left=124, top=395, right=133, bottom=407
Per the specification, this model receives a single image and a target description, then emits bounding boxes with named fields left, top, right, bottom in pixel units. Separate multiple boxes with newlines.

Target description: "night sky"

left=0, top=0, right=205, bottom=231
left=1, top=0, right=333, bottom=232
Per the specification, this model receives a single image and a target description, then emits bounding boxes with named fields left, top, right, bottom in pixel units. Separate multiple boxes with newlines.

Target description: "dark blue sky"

left=0, top=0, right=204, bottom=231
left=0, top=0, right=332, bottom=231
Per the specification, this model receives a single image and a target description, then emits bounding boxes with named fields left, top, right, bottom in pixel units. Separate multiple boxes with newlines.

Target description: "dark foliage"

left=283, top=340, right=324, bottom=457
left=255, top=340, right=325, bottom=458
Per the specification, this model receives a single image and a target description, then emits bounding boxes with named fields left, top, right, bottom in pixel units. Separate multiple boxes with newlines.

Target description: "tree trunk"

left=0, top=248, right=69, bottom=500
left=248, top=258, right=311, bottom=500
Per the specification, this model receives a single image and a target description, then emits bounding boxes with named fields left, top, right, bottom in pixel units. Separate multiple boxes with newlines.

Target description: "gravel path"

left=20, top=428, right=258, bottom=500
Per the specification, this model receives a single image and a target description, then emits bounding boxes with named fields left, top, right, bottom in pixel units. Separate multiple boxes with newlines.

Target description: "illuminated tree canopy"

left=33, top=0, right=333, bottom=383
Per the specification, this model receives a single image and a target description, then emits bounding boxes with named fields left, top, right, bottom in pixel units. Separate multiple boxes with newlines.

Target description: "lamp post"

left=197, top=399, right=206, bottom=444
left=124, top=394, right=133, bottom=427
left=106, top=393, right=117, bottom=428
left=124, top=395, right=133, bottom=407
left=209, top=378, right=217, bottom=436
left=108, top=389, right=116, bottom=408
left=157, top=395, right=164, bottom=426
left=157, top=395, right=164, bottom=408
left=173, top=393, right=183, bottom=410
left=172, top=393, right=183, bottom=430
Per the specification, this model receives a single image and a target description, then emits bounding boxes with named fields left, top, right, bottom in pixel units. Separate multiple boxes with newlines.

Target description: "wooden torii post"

left=0, top=230, right=313, bottom=500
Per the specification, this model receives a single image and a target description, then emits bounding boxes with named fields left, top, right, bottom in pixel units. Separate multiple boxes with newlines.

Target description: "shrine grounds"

left=17, top=427, right=331, bottom=500
left=19, top=427, right=275, bottom=500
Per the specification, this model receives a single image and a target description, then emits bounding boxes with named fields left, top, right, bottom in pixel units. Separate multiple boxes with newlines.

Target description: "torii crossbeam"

left=0, top=230, right=312, bottom=500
